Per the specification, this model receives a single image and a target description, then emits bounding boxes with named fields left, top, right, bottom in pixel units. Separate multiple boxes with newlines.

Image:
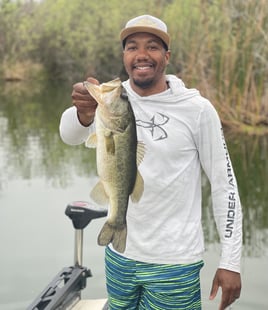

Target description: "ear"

left=165, top=50, right=171, bottom=65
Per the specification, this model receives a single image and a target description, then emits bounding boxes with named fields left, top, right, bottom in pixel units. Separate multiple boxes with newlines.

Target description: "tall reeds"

left=165, top=0, right=268, bottom=133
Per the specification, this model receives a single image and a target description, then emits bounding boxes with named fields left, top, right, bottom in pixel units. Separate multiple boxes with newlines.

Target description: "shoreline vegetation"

left=1, top=0, right=268, bottom=135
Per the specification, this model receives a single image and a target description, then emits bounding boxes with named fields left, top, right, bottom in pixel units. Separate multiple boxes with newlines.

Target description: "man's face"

left=123, top=32, right=170, bottom=95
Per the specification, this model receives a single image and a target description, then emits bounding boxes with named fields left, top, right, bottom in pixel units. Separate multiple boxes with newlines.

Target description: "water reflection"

left=228, top=134, right=268, bottom=256
left=0, top=81, right=267, bottom=257
left=0, top=81, right=96, bottom=189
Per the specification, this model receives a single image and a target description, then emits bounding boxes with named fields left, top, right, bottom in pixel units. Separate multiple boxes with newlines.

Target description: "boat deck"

left=72, top=299, right=108, bottom=309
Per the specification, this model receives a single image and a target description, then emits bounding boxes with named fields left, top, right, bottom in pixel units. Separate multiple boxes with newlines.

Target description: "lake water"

left=0, top=81, right=267, bottom=309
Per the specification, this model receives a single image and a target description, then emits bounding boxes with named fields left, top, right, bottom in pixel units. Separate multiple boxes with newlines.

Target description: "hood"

left=122, top=75, right=200, bottom=104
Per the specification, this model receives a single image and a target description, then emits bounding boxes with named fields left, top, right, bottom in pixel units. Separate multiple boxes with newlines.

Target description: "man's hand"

left=71, top=77, right=99, bottom=126
left=209, top=268, right=241, bottom=310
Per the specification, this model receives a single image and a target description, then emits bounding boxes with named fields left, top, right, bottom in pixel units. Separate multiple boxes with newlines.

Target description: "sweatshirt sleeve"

left=196, top=99, right=243, bottom=273
left=59, top=107, right=95, bottom=145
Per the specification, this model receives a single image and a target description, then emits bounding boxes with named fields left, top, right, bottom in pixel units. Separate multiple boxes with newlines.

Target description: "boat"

left=27, top=201, right=109, bottom=310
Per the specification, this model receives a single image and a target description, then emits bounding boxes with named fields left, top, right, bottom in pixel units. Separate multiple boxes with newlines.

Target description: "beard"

left=132, top=77, right=155, bottom=89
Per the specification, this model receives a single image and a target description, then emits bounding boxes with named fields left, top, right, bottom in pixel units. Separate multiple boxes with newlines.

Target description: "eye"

left=147, top=44, right=160, bottom=51
left=125, top=45, right=137, bottom=51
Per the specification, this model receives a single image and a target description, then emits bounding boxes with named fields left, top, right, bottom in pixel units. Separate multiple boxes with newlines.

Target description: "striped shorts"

left=105, top=247, right=204, bottom=310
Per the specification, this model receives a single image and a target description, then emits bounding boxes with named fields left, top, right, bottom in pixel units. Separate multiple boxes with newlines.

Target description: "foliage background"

left=0, top=0, right=268, bottom=133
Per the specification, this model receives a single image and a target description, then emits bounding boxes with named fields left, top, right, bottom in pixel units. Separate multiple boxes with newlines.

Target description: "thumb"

left=86, top=77, right=100, bottom=85
left=209, top=278, right=219, bottom=300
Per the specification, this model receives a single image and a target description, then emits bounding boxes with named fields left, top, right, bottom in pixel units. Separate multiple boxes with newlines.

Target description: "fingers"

left=71, top=77, right=99, bottom=126
left=72, top=77, right=99, bottom=101
left=209, top=277, right=219, bottom=301
left=71, top=89, right=97, bottom=113
left=219, top=285, right=241, bottom=310
left=72, top=82, right=90, bottom=99
left=71, top=78, right=99, bottom=108
left=210, top=269, right=241, bottom=310
left=219, top=294, right=239, bottom=309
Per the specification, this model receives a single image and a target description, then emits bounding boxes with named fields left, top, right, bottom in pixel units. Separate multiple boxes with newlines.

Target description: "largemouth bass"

left=84, top=78, right=144, bottom=253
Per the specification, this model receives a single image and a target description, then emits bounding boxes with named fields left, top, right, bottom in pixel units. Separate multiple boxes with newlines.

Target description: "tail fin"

left=97, top=222, right=127, bottom=253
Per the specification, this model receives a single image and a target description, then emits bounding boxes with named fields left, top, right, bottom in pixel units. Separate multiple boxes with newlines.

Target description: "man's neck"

left=130, top=78, right=169, bottom=97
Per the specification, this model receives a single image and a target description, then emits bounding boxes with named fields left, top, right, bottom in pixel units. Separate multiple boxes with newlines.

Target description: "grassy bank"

left=1, top=0, right=267, bottom=134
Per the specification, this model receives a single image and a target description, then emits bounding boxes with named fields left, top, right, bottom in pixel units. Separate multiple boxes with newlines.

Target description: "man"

left=60, top=15, right=242, bottom=310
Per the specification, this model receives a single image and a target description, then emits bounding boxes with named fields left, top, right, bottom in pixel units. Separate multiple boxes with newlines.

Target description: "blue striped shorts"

left=105, top=247, right=204, bottom=310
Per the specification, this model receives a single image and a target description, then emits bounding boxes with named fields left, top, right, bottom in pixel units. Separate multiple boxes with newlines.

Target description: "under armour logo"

left=136, top=113, right=169, bottom=141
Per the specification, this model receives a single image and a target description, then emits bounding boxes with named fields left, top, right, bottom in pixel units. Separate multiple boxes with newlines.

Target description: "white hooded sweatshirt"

left=59, top=75, right=242, bottom=272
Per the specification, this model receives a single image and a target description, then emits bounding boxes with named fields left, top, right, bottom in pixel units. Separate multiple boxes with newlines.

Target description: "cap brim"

left=120, top=26, right=170, bottom=49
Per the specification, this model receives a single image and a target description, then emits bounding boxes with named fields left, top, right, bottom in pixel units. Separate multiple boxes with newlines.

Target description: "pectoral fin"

left=85, top=133, right=97, bottom=148
left=105, top=130, right=115, bottom=154
left=130, top=169, right=144, bottom=203
left=90, top=181, right=109, bottom=206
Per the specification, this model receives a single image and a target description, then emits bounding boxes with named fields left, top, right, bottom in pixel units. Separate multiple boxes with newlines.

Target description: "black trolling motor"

left=27, top=201, right=108, bottom=310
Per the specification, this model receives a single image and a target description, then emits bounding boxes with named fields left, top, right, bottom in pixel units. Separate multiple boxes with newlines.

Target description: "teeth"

left=135, top=66, right=152, bottom=70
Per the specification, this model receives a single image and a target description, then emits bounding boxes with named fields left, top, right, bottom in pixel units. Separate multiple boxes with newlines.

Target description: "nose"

left=135, top=47, right=149, bottom=60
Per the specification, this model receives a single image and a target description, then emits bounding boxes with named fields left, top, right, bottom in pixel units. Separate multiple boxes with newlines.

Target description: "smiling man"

left=122, top=31, right=170, bottom=94
left=59, top=15, right=242, bottom=310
